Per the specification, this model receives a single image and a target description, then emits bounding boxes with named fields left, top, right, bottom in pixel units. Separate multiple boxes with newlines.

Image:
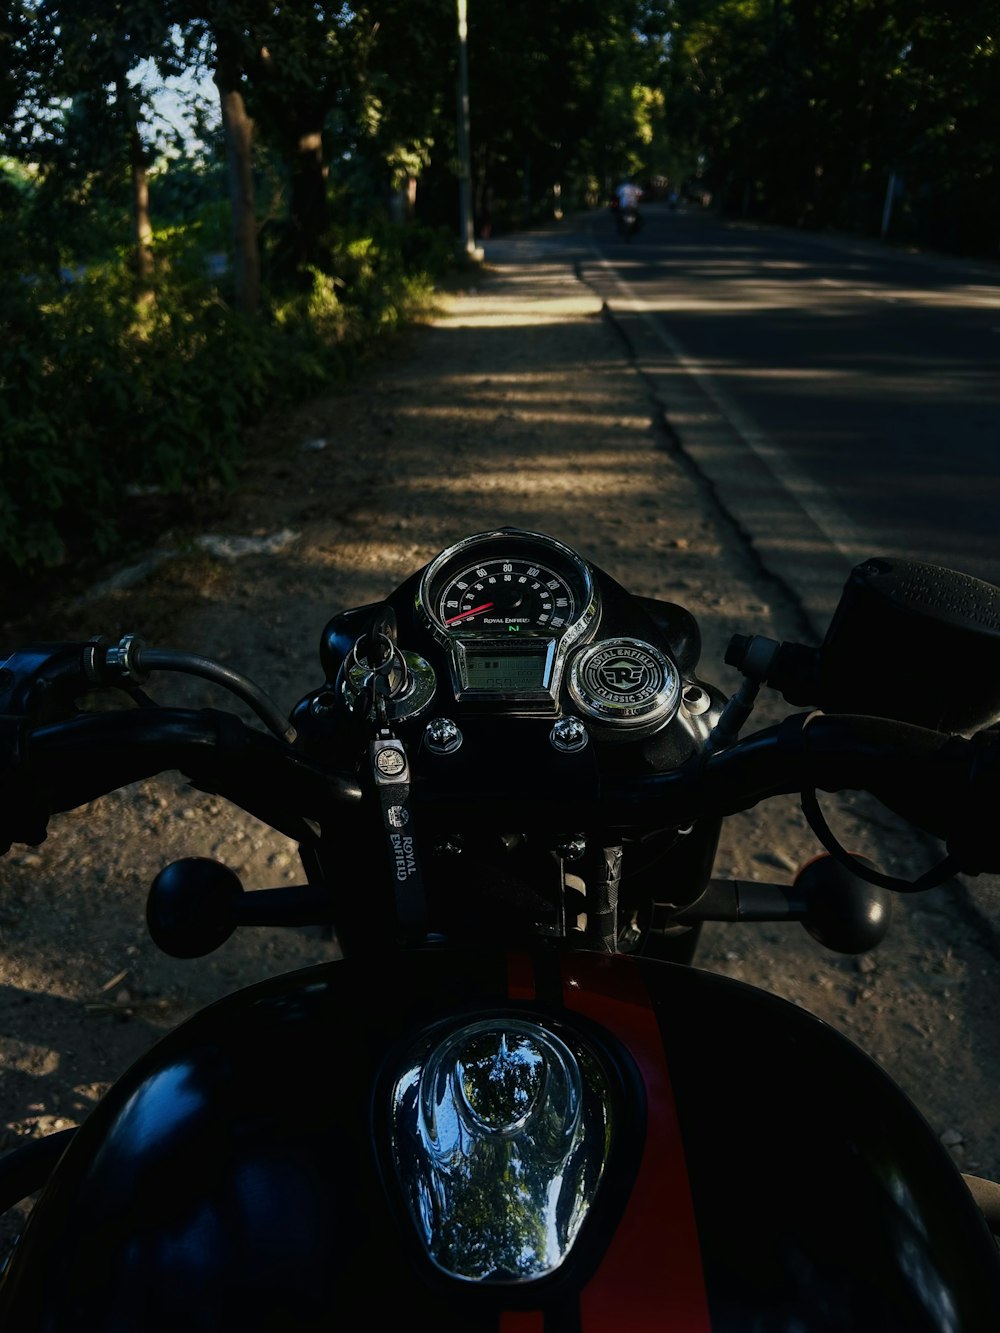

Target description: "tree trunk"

left=115, top=76, right=153, bottom=296
left=214, top=44, right=260, bottom=318
left=129, top=134, right=154, bottom=289
left=288, top=126, right=328, bottom=281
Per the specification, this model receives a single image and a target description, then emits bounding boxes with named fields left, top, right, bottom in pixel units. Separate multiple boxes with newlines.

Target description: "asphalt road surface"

left=515, top=204, right=1000, bottom=637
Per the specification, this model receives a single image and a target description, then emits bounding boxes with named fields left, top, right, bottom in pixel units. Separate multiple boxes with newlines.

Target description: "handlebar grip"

left=0, top=715, right=50, bottom=851
left=704, top=712, right=1000, bottom=876
left=937, top=728, right=1000, bottom=876
left=6, top=708, right=362, bottom=849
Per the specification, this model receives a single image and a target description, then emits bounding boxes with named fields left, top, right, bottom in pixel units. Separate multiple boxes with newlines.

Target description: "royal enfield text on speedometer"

left=438, top=560, right=577, bottom=633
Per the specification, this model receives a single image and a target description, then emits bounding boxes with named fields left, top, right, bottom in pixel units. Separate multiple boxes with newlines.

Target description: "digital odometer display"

left=438, top=559, right=576, bottom=633
left=464, top=652, right=548, bottom=692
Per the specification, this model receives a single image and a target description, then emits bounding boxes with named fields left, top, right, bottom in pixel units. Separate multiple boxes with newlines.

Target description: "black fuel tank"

left=1, top=947, right=997, bottom=1331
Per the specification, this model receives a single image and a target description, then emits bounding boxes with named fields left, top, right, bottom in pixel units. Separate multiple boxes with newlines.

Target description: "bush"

left=0, top=215, right=453, bottom=578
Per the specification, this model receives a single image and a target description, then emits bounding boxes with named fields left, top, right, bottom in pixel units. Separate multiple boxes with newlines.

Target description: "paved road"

left=500, top=206, right=1000, bottom=638
left=481, top=209, right=1000, bottom=916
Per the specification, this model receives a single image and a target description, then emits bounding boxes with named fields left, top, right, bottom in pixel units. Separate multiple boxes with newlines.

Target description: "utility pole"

left=456, top=0, right=481, bottom=258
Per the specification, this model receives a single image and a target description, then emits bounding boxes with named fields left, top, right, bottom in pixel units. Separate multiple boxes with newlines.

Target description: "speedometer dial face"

left=438, top=559, right=576, bottom=633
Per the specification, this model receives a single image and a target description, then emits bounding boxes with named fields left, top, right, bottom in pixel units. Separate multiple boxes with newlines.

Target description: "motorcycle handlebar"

left=2, top=705, right=998, bottom=876
left=674, top=712, right=998, bottom=877
left=0, top=708, right=362, bottom=853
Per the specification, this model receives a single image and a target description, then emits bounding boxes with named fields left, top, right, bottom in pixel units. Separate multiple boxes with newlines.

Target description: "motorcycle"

left=2, top=524, right=1000, bottom=1330
left=613, top=200, right=642, bottom=239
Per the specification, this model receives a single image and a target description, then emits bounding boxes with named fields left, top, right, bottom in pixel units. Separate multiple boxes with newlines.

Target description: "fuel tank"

left=2, top=946, right=998, bottom=1331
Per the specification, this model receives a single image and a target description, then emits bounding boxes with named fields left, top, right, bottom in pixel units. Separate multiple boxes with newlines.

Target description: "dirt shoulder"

left=2, top=230, right=1000, bottom=1248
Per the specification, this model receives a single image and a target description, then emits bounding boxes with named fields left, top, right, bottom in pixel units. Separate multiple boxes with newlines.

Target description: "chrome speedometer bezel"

left=436, top=556, right=576, bottom=635
left=416, top=529, right=600, bottom=708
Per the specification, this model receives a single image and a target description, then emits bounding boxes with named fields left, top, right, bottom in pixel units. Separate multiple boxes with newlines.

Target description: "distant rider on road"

left=615, top=179, right=642, bottom=209
left=614, top=179, right=643, bottom=237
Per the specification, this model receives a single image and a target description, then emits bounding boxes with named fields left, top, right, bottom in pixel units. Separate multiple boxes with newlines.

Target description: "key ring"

left=349, top=631, right=396, bottom=675
left=350, top=632, right=410, bottom=708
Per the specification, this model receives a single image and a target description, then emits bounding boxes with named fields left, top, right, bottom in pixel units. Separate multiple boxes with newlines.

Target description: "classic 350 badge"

left=569, top=638, right=680, bottom=727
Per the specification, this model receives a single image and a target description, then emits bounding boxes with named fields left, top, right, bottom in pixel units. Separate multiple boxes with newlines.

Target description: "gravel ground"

left=2, top=222, right=1000, bottom=1253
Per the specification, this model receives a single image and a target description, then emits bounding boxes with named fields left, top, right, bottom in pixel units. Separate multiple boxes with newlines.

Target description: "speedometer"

left=438, top=559, right=576, bottom=634
left=417, top=529, right=600, bottom=707
left=420, top=529, right=596, bottom=641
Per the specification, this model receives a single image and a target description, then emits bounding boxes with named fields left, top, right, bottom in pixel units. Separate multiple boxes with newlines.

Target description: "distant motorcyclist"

left=613, top=178, right=643, bottom=237
left=615, top=179, right=642, bottom=210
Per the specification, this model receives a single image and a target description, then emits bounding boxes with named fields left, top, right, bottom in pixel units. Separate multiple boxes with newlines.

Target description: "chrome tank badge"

left=388, top=1013, right=613, bottom=1283
left=569, top=637, right=680, bottom=729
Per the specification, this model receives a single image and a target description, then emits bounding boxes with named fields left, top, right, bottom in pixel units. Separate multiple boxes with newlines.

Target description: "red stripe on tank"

left=499, top=1312, right=545, bottom=1332
left=562, top=952, right=711, bottom=1332
left=506, top=951, right=537, bottom=1000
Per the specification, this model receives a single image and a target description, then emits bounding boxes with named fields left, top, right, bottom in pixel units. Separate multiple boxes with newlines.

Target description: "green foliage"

left=0, top=0, right=684, bottom=574
left=661, top=0, right=999, bottom=252
left=150, top=153, right=230, bottom=238
left=0, top=208, right=451, bottom=576
left=453, top=0, right=668, bottom=227
left=0, top=276, right=119, bottom=567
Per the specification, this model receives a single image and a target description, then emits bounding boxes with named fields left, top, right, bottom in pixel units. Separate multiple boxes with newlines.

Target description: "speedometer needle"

left=445, top=601, right=495, bottom=624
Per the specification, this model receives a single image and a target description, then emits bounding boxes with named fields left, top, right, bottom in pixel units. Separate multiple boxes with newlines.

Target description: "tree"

left=170, top=3, right=264, bottom=315
left=211, top=19, right=261, bottom=316
left=246, top=3, right=454, bottom=276
left=454, top=0, right=668, bottom=230
left=657, top=0, right=999, bottom=255
left=12, top=1, right=176, bottom=288
left=348, top=1, right=456, bottom=216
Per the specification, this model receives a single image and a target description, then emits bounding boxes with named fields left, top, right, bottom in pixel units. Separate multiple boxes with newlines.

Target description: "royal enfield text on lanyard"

left=368, top=730, right=427, bottom=940
left=353, top=625, right=428, bottom=942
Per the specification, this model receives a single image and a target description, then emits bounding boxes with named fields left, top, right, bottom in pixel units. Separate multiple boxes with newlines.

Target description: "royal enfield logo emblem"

left=570, top=638, right=679, bottom=727
left=387, top=804, right=409, bottom=828
left=598, top=662, right=649, bottom=692
left=585, top=645, right=660, bottom=705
